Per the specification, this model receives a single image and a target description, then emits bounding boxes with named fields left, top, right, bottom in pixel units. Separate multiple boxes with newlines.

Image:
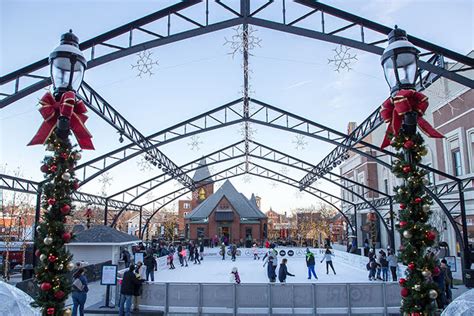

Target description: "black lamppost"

left=49, top=30, right=87, bottom=140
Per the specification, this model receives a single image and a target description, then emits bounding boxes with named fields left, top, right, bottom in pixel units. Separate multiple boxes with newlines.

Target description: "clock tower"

left=191, top=158, right=214, bottom=209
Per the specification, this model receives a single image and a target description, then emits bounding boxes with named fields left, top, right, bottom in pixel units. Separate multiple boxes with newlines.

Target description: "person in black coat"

left=199, top=242, right=204, bottom=260
left=119, top=265, right=143, bottom=316
left=194, top=247, right=201, bottom=264
left=278, top=258, right=295, bottom=283
left=177, top=244, right=184, bottom=266
left=143, top=254, right=157, bottom=281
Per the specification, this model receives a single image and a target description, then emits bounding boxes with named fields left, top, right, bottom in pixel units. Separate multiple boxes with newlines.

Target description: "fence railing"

left=116, top=282, right=401, bottom=315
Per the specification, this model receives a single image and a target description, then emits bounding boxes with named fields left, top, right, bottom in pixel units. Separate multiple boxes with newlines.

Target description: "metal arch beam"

left=0, top=173, right=141, bottom=211
left=78, top=82, right=195, bottom=190
left=73, top=98, right=244, bottom=186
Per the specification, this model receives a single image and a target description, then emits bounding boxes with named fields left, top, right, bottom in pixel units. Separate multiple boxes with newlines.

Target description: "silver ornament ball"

left=67, top=262, right=75, bottom=271
left=403, top=230, right=412, bottom=239
left=413, top=284, right=421, bottom=291
left=40, top=254, right=47, bottom=261
left=58, top=264, right=64, bottom=270
left=74, top=152, right=82, bottom=160
left=422, top=270, right=432, bottom=278
left=422, top=204, right=430, bottom=212
left=397, top=188, right=404, bottom=195
left=429, top=289, right=438, bottom=299
left=44, top=236, right=53, bottom=245
left=61, top=172, right=71, bottom=181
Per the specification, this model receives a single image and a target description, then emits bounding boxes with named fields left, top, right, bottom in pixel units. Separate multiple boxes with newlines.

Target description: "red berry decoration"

left=400, top=203, right=406, bottom=210
left=35, top=249, right=41, bottom=257
left=403, top=140, right=415, bottom=149
left=433, top=266, right=441, bottom=276
left=61, top=152, right=69, bottom=159
left=411, top=313, right=421, bottom=316
left=54, top=290, right=65, bottom=300
left=408, top=262, right=415, bottom=271
left=73, top=180, right=80, bottom=190
left=60, top=204, right=71, bottom=215
left=399, top=221, right=408, bottom=228
left=401, top=287, right=409, bottom=297
left=48, top=255, right=57, bottom=263
left=40, top=282, right=52, bottom=291
left=426, top=231, right=436, bottom=241
left=47, top=198, right=56, bottom=205
left=40, top=164, right=49, bottom=173
left=47, top=307, right=55, bottom=315
left=49, top=165, right=57, bottom=172
left=399, top=278, right=407, bottom=286
left=402, top=165, right=411, bottom=173
left=62, top=232, right=72, bottom=243
left=414, top=197, right=422, bottom=204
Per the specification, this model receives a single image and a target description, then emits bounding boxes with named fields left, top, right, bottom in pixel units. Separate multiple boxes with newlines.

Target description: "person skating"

left=194, top=246, right=201, bottom=264
left=231, top=244, right=237, bottom=261
left=143, top=253, right=157, bottom=282
left=278, top=258, right=295, bottom=283
left=367, top=251, right=376, bottom=281
left=199, top=242, right=204, bottom=260
left=177, top=243, right=184, bottom=266
left=263, top=247, right=277, bottom=282
left=320, top=248, right=336, bottom=275
left=305, top=248, right=318, bottom=280
left=188, top=242, right=195, bottom=262
left=230, top=267, right=241, bottom=284
left=380, top=252, right=389, bottom=281
left=180, top=248, right=188, bottom=267
left=252, top=243, right=260, bottom=260
left=221, top=242, right=226, bottom=260
left=387, top=250, right=398, bottom=281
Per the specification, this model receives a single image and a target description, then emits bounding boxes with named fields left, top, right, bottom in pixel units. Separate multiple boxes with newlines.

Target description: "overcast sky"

left=1, top=0, right=473, bottom=214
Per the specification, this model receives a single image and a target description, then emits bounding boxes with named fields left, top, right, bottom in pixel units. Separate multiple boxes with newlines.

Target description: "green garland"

left=33, top=132, right=81, bottom=316
left=391, top=131, right=440, bottom=315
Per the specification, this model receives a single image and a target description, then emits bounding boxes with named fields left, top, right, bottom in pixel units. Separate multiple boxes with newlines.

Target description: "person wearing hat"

left=305, top=248, right=318, bottom=280
left=221, top=242, right=226, bottom=260
left=230, top=267, right=241, bottom=284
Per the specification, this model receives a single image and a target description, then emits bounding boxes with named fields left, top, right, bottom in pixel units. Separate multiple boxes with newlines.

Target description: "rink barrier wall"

left=115, top=281, right=401, bottom=315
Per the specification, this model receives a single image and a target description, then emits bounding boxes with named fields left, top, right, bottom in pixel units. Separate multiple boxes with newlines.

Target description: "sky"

left=1, top=0, right=473, bottom=214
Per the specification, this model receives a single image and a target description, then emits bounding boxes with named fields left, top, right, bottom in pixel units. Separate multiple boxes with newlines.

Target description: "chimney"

left=255, top=196, right=261, bottom=209
left=347, top=122, right=357, bottom=134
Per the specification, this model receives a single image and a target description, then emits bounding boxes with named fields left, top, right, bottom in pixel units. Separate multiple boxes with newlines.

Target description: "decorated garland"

left=29, top=91, right=93, bottom=315
left=380, top=89, right=443, bottom=315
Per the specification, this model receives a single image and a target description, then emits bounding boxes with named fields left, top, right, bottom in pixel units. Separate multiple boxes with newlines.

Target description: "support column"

left=32, top=185, right=42, bottom=268
left=139, top=207, right=143, bottom=239
left=389, top=198, right=395, bottom=250
left=458, top=182, right=471, bottom=283
left=103, top=198, right=109, bottom=225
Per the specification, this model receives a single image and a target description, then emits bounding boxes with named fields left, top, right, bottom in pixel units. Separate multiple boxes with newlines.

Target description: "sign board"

left=444, top=256, right=456, bottom=272
left=101, top=265, right=117, bottom=285
left=134, top=252, right=144, bottom=264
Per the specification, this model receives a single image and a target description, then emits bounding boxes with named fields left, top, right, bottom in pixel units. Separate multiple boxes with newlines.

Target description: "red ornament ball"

left=35, top=249, right=41, bottom=257
left=408, top=262, right=415, bottom=271
left=401, top=287, right=409, bottom=297
left=399, top=278, right=407, bottom=286
left=72, top=181, right=80, bottom=190
left=399, top=221, right=408, bottom=228
left=40, top=164, right=49, bottom=173
left=426, top=231, right=436, bottom=241
left=49, top=165, right=57, bottom=173
left=400, top=203, right=406, bottom=210
left=433, top=266, right=441, bottom=276
left=403, top=140, right=415, bottom=149
left=48, top=255, right=57, bottom=263
left=62, top=232, right=72, bottom=243
left=60, top=204, right=71, bottom=215
left=60, top=152, right=69, bottom=159
left=63, top=217, right=68, bottom=224
left=411, top=313, right=421, bottom=316
left=40, top=282, right=52, bottom=291
left=414, top=197, right=423, bottom=204
left=54, top=290, right=65, bottom=300
left=46, top=307, right=55, bottom=315
left=402, top=165, right=411, bottom=173
left=47, top=198, right=56, bottom=205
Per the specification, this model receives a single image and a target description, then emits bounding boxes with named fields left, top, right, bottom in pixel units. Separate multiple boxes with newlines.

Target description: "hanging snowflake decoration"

left=131, top=50, right=159, bottom=78
left=137, top=156, right=153, bottom=172
left=328, top=45, right=357, bottom=72
left=279, top=166, right=289, bottom=176
left=294, top=189, right=304, bottom=199
left=293, top=135, right=308, bottom=151
left=98, top=172, right=113, bottom=197
left=243, top=174, right=252, bottom=183
left=224, top=25, right=262, bottom=58
left=238, top=122, right=257, bottom=140
left=269, top=181, right=278, bottom=189
left=187, top=135, right=203, bottom=151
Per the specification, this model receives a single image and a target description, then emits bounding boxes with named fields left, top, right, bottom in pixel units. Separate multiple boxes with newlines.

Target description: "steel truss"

left=0, top=174, right=141, bottom=211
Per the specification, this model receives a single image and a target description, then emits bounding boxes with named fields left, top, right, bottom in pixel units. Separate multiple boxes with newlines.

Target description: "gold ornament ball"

left=403, top=230, right=412, bottom=239
left=429, top=289, right=438, bottom=299
left=422, top=204, right=430, bottom=212
left=63, top=309, right=72, bottom=316
left=44, top=236, right=53, bottom=245
left=422, top=270, right=432, bottom=278
left=67, top=262, right=75, bottom=271
left=61, top=172, right=71, bottom=181
left=40, top=254, right=47, bottom=261
left=420, top=148, right=428, bottom=156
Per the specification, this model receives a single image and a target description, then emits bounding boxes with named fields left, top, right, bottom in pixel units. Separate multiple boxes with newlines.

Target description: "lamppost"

left=381, top=27, right=443, bottom=315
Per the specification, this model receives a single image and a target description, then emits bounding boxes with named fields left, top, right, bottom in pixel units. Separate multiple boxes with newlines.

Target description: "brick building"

left=184, top=159, right=267, bottom=244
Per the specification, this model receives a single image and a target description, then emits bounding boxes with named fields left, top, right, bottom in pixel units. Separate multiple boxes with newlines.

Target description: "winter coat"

left=387, top=254, right=398, bottom=267
left=306, top=252, right=315, bottom=266
left=278, top=263, right=294, bottom=282
left=144, top=255, right=157, bottom=270
left=177, top=245, right=183, bottom=253
left=321, top=253, right=334, bottom=262
left=121, top=270, right=142, bottom=296
left=230, top=271, right=241, bottom=284
left=199, top=244, right=204, bottom=252
left=380, top=255, right=389, bottom=268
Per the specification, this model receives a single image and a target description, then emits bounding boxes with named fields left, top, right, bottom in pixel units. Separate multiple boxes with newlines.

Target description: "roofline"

left=67, top=241, right=139, bottom=246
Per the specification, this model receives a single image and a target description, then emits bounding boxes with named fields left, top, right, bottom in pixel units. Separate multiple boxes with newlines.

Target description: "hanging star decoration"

left=137, top=156, right=153, bottom=172
left=224, top=25, right=262, bottom=58
left=293, top=135, right=308, bottom=151
left=131, top=50, right=159, bottom=78
left=187, top=135, right=203, bottom=151
left=328, top=44, right=358, bottom=72
left=427, top=78, right=463, bottom=116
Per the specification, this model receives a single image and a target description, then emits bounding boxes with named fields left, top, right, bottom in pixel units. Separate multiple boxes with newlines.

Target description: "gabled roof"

left=193, top=158, right=212, bottom=183
left=71, top=225, right=140, bottom=244
left=186, top=180, right=266, bottom=220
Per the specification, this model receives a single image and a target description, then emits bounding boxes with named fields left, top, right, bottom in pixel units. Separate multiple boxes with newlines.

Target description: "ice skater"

left=263, top=245, right=278, bottom=282
left=221, top=243, right=226, bottom=260
left=278, top=258, right=295, bottom=283
left=180, top=248, right=188, bottom=267
left=230, top=267, right=241, bottom=284
left=305, top=248, right=318, bottom=280
left=199, top=242, right=204, bottom=260
left=252, top=243, right=260, bottom=260
left=231, top=244, right=237, bottom=261
left=320, top=248, right=336, bottom=275
left=194, top=246, right=201, bottom=264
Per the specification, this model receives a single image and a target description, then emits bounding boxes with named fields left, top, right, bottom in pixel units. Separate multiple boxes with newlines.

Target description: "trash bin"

left=465, top=269, right=474, bottom=288
left=22, top=264, right=34, bottom=281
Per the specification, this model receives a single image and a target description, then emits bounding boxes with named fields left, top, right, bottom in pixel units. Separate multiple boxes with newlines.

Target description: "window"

left=384, top=179, right=389, bottom=194
left=468, top=129, right=474, bottom=174
left=245, top=227, right=252, bottom=239
left=452, top=149, right=462, bottom=176
left=184, top=202, right=191, bottom=209
left=197, top=227, right=205, bottom=238
left=184, top=212, right=188, bottom=217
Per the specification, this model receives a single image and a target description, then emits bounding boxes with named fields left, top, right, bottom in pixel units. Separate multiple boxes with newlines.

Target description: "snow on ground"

left=152, top=254, right=380, bottom=284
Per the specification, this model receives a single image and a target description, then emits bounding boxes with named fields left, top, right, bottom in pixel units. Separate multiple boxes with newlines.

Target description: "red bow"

left=28, top=91, right=94, bottom=150
left=380, top=89, right=443, bottom=149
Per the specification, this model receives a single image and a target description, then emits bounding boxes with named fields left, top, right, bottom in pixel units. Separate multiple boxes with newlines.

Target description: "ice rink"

left=151, top=250, right=386, bottom=284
